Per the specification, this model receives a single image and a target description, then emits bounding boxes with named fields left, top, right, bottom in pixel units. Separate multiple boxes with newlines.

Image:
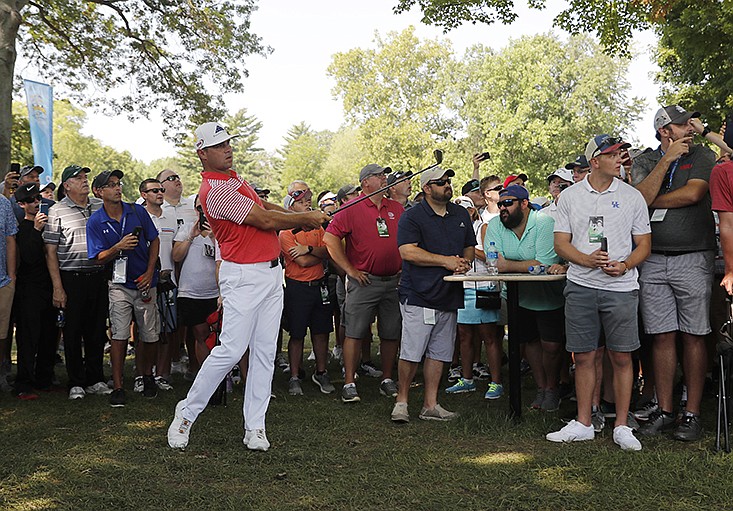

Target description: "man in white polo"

left=547, top=134, right=651, bottom=451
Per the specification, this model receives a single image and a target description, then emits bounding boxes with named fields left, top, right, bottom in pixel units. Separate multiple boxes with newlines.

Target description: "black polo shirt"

left=397, top=199, right=475, bottom=310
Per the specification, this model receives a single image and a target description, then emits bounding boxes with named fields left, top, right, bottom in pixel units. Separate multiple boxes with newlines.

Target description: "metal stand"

left=716, top=298, right=733, bottom=452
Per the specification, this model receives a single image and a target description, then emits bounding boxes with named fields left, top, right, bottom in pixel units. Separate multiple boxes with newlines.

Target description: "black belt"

left=286, top=277, right=323, bottom=287
left=270, top=258, right=280, bottom=268
left=651, top=249, right=704, bottom=256
left=62, top=269, right=105, bottom=277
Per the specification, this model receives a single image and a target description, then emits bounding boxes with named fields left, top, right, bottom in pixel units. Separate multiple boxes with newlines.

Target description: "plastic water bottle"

left=486, top=242, right=499, bottom=276
left=528, top=265, right=546, bottom=275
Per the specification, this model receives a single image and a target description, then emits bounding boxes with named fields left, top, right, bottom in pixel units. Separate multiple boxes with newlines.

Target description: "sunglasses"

left=162, top=175, right=180, bottom=182
left=100, top=181, right=123, bottom=189
left=144, top=187, right=165, bottom=194
left=20, top=196, right=41, bottom=204
left=428, top=178, right=452, bottom=187
left=487, top=185, right=503, bottom=192
left=498, top=198, right=521, bottom=208
left=289, top=189, right=311, bottom=201
left=590, top=136, right=623, bottom=158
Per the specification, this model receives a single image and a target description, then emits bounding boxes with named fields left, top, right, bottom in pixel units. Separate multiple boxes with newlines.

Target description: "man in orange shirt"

left=279, top=180, right=335, bottom=396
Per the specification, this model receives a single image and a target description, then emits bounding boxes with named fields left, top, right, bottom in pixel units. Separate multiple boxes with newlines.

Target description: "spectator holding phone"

left=87, top=170, right=160, bottom=407
left=9, top=165, right=54, bottom=222
left=12, top=183, right=55, bottom=398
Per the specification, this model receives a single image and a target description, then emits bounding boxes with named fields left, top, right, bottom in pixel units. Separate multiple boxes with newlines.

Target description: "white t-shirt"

left=553, top=177, right=651, bottom=292
left=146, top=207, right=178, bottom=273
left=163, top=196, right=198, bottom=238
left=173, top=219, right=219, bottom=299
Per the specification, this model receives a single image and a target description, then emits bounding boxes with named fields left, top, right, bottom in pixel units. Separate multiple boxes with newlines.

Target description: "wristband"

left=620, top=261, right=629, bottom=275
left=307, top=245, right=313, bottom=254
left=701, top=127, right=711, bottom=137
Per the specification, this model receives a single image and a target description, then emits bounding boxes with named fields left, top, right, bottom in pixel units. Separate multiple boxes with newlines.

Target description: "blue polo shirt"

left=87, top=202, right=159, bottom=290
left=397, top=199, right=475, bottom=310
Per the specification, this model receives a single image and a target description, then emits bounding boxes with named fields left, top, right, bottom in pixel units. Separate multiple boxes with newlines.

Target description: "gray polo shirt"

left=554, top=177, right=650, bottom=292
left=631, top=144, right=716, bottom=252
left=43, top=196, right=104, bottom=272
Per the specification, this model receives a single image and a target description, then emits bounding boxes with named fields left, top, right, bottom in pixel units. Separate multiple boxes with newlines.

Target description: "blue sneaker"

left=484, top=382, right=504, bottom=400
left=445, top=378, right=476, bottom=394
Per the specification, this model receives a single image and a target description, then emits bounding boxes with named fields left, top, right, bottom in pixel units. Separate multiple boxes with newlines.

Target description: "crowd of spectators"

left=3, top=105, right=733, bottom=453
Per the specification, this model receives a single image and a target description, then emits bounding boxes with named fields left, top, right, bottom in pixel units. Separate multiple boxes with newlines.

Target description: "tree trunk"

left=0, top=1, right=23, bottom=180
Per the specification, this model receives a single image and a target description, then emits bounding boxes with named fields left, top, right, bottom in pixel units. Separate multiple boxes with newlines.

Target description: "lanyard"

left=659, top=148, right=680, bottom=192
left=105, top=215, right=127, bottom=241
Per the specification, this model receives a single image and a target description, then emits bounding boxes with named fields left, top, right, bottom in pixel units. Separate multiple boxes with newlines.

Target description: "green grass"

left=1, top=356, right=733, bottom=511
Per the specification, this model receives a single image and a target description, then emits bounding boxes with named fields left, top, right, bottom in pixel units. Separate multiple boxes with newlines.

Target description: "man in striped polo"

left=547, top=135, right=651, bottom=451
left=168, top=122, right=329, bottom=451
left=43, top=165, right=112, bottom=400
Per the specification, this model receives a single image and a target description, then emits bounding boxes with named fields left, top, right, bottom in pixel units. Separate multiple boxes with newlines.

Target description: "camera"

left=477, top=152, right=491, bottom=162
left=559, top=183, right=569, bottom=191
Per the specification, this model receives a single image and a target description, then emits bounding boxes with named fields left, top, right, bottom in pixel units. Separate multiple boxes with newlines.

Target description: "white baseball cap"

left=194, top=122, right=239, bottom=150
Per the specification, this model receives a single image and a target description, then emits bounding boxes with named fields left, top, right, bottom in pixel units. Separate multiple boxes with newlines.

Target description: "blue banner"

left=23, top=80, right=53, bottom=186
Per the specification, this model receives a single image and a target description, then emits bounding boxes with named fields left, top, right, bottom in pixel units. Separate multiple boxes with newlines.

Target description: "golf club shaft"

left=291, top=156, right=444, bottom=234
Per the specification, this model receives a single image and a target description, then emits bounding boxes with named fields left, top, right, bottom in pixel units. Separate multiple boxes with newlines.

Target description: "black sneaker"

left=672, top=414, right=703, bottom=442
left=142, top=376, right=157, bottom=399
left=599, top=399, right=616, bottom=418
left=638, top=408, right=675, bottom=436
left=110, top=388, right=126, bottom=407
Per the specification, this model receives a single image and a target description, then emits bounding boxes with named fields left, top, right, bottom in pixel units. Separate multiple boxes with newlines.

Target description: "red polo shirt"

left=199, top=170, right=280, bottom=264
left=326, top=195, right=403, bottom=276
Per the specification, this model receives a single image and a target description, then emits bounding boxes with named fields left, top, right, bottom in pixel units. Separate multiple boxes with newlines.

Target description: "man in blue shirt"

left=391, top=167, right=475, bottom=423
left=87, top=170, right=160, bottom=407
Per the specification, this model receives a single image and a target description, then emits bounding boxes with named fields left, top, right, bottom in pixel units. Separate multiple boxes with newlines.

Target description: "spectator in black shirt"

left=13, top=183, right=57, bottom=398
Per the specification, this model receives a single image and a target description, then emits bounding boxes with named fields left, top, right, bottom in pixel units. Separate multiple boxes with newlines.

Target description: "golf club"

left=291, top=149, right=444, bottom=233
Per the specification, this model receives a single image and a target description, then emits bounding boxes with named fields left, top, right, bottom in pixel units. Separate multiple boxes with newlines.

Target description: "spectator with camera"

left=87, top=170, right=160, bottom=407
left=171, top=194, right=219, bottom=370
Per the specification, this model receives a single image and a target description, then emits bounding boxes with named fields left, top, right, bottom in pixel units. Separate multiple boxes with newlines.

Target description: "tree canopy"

left=1, top=0, right=269, bottom=178
left=328, top=28, right=642, bottom=192
left=394, top=0, right=733, bottom=129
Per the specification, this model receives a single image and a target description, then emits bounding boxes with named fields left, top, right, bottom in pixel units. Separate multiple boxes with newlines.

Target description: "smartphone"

left=39, top=202, right=49, bottom=215
left=724, top=112, right=733, bottom=151
left=600, top=237, right=608, bottom=252
left=132, top=226, right=143, bottom=238
left=199, top=209, right=209, bottom=230
left=8, top=163, right=20, bottom=190
left=478, top=151, right=491, bottom=162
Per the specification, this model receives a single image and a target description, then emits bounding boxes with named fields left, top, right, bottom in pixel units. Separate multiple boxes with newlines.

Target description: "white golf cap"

left=194, top=122, right=239, bottom=150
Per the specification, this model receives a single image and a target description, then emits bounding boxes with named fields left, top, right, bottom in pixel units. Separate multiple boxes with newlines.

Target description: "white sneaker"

left=155, top=376, right=173, bottom=391
left=332, top=345, right=343, bottom=362
left=167, top=400, right=193, bottom=449
left=613, top=425, right=642, bottom=451
left=244, top=429, right=270, bottom=451
left=133, top=376, right=144, bottom=393
left=68, top=386, right=85, bottom=400
left=85, top=381, right=113, bottom=395
left=546, top=420, right=594, bottom=443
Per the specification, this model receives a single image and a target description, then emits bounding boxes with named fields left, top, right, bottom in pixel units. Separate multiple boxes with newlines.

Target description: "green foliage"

left=328, top=29, right=643, bottom=195
left=393, top=0, right=651, bottom=57
left=328, top=27, right=460, bottom=173
left=654, top=0, right=733, bottom=129
left=457, top=34, right=643, bottom=191
left=18, top=1, right=270, bottom=143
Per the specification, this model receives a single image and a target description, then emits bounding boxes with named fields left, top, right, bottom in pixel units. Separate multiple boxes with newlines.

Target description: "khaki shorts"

left=343, top=274, right=401, bottom=340
left=0, top=280, right=15, bottom=334
left=108, top=283, right=160, bottom=343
